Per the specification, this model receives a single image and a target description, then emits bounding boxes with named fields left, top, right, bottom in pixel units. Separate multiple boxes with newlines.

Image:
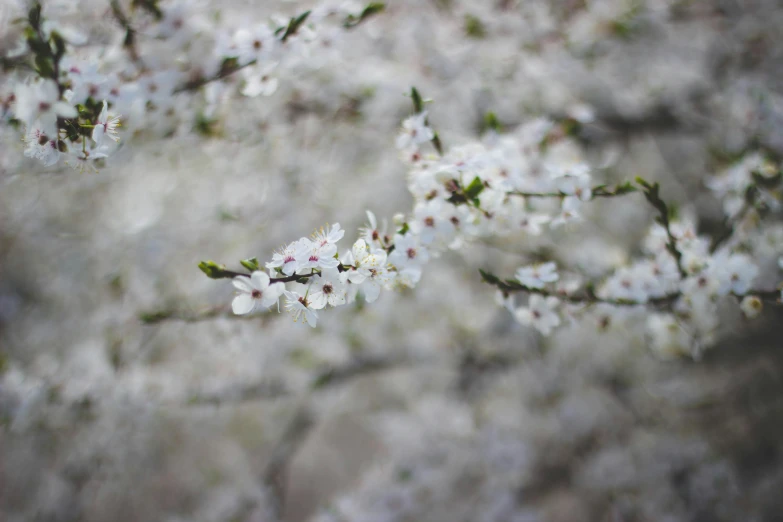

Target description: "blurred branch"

left=109, top=0, right=145, bottom=70
left=173, top=5, right=384, bottom=94
left=181, top=354, right=405, bottom=407
left=262, top=403, right=314, bottom=521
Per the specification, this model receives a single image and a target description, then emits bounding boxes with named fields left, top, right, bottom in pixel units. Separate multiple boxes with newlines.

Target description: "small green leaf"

left=410, top=86, right=423, bottom=113
left=464, top=14, right=486, bottom=38
left=50, top=31, right=66, bottom=61
left=344, top=2, right=385, bottom=28
left=484, top=111, right=501, bottom=133
left=281, top=10, right=311, bottom=41
left=431, top=132, right=443, bottom=156
left=478, top=269, right=500, bottom=285
left=464, top=176, right=485, bottom=200
left=28, top=3, right=42, bottom=30
left=34, top=54, right=54, bottom=78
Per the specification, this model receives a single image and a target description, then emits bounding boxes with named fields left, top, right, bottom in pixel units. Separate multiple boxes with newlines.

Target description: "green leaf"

left=28, top=3, right=42, bottom=30
left=50, top=31, right=66, bottom=61
left=34, top=54, right=54, bottom=78
left=344, top=2, right=385, bottom=28
left=281, top=10, right=311, bottom=41
left=484, top=111, right=501, bottom=133
left=431, top=132, right=443, bottom=156
left=464, top=176, right=485, bottom=200
left=464, top=14, right=486, bottom=38
left=410, top=86, right=423, bottom=113
left=478, top=269, right=500, bottom=285
left=240, top=257, right=260, bottom=272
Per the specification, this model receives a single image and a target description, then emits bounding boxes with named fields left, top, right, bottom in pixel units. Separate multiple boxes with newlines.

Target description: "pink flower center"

left=406, top=248, right=416, bottom=259
left=251, top=290, right=262, bottom=299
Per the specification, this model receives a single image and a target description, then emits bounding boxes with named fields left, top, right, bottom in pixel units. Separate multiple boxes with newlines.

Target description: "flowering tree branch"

left=635, top=177, right=688, bottom=278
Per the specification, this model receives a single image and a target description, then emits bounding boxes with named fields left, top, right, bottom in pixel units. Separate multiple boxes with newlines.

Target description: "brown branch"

left=109, top=0, right=145, bottom=70
left=479, top=269, right=781, bottom=308
left=262, top=403, right=313, bottom=521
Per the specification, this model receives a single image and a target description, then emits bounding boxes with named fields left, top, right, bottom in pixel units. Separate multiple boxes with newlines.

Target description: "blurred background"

left=2, top=0, right=783, bottom=520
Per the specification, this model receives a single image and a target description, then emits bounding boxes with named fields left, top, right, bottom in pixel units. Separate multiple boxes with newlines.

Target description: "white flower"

left=308, top=268, right=347, bottom=309
left=601, top=266, right=651, bottom=303
left=283, top=290, right=319, bottom=327
left=241, top=63, right=279, bottom=97
left=343, top=239, right=387, bottom=284
left=514, top=295, right=561, bottom=335
left=495, top=291, right=515, bottom=312
left=267, top=238, right=311, bottom=276
left=517, top=213, right=550, bottom=236
left=234, top=24, right=277, bottom=64
left=410, top=200, right=456, bottom=245
left=515, top=262, right=559, bottom=289
left=231, top=271, right=285, bottom=315
left=312, top=223, right=345, bottom=248
left=91, top=100, right=121, bottom=146
left=646, top=313, right=693, bottom=360
left=297, top=235, right=339, bottom=271
left=359, top=210, right=387, bottom=247
left=396, top=111, right=434, bottom=150
left=388, top=232, right=429, bottom=269
left=14, top=79, right=77, bottom=133
left=23, top=124, right=61, bottom=166
left=552, top=167, right=592, bottom=201
left=709, top=253, right=758, bottom=296
left=739, top=295, right=763, bottom=319
left=550, top=196, right=583, bottom=228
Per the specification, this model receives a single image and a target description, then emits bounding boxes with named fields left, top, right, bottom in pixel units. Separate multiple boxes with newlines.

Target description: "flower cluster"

left=202, top=89, right=782, bottom=359
left=210, top=219, right=431, bottom=328
left=2, top=1, right=384, bottom=167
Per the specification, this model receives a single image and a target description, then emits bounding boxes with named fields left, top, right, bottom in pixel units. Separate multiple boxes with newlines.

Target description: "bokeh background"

left=2, top=1, right=783, bottom=520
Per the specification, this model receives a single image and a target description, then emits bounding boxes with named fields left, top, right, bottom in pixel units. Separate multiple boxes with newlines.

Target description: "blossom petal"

left=232, top=293, right=256, bottom=315
left=250, top=271, right=270, bottom=290
left=363, top=282, right=381, bottom=303
left=232, top=277, right=253, bottom=292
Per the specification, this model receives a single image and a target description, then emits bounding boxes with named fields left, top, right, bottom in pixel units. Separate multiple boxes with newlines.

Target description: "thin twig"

left=109, top=0, right=145, bottom=70
left=480, top=269, right=781, bottom=308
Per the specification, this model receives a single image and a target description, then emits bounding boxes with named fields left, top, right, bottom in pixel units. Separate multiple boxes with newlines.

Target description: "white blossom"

left=231, top=271, right=285, bottom=315
left=515, top=262, right=559, bottom=289
left=514, top=295, right=561, bottom=335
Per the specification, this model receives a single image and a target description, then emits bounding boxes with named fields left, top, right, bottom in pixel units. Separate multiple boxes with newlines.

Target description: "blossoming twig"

left=636, top=177, right=687, bottom=278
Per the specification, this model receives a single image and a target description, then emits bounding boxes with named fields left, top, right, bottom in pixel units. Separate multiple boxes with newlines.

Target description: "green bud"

left=240, top=257, right=260, bottom=272
left=198, top=260, right=227, bottom=279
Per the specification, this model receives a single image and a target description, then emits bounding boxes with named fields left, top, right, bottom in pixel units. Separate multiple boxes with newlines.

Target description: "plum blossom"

left=551, top=196, right=584, bottom=228
left=283, top=290, right=319, bottom=327
left=308, top=268, right=347, bottom=309
left=14, top=79, right=76, bottom=134
left=91, top=101, right=121, bottom=147
left=267, top=238, right=312, bottom=276
left=515, top=262, right=559, bottom=289
left=231, top=271, right=285, bottom=315
left=514, top=295, right=561, bottom=335
left=708, top=253, right=758, bottom=296
left=396, top=111, right=434, bottom=150
left=388, top=232, right=429, bottom=269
